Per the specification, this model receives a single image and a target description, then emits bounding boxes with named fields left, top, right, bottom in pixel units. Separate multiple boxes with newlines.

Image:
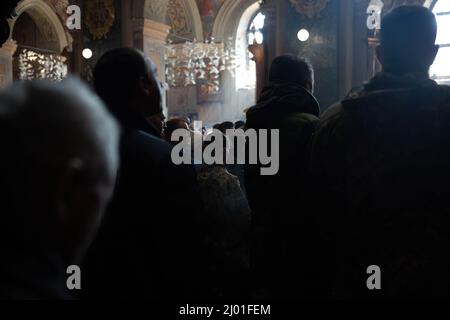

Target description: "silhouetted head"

left=164, top=118, right=190, bottom=144
left=269, top=54, right=314, bottom=92
left=0, top=79, right=120, bottom=264
left=377, top=5, right=438, bottom=75
left=234, top=120, right=245, bottom=129
left=217, top=121, right=234, bottom=134
left=93, top=48, right=163, bottom=126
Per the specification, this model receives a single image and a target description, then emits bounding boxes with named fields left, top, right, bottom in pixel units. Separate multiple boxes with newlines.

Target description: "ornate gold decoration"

left=45, top=0, right=70, bottom=22
left=146, top=0, right=168, bottom=17
left=289, top=0, right=330, bottom=18
left=85, top=0, right=115, bottom=40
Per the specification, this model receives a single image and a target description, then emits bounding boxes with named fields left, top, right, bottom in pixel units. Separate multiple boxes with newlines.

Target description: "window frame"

left=430, top=0, right=450, bottom=84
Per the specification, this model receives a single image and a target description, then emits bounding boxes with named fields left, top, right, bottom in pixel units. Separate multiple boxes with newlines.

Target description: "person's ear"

left=376, top=45, right=384, bottom=65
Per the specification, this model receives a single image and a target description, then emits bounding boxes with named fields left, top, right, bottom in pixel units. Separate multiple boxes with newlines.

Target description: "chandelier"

left=18, top=48, right=68, bottom=82
left=165, top=37, right=238, bottom=93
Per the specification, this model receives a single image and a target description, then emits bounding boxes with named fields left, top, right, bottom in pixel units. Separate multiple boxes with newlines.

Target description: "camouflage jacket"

left=309, top=72, right=450, bottom=298
left=196, top=165, right=251, bottom=298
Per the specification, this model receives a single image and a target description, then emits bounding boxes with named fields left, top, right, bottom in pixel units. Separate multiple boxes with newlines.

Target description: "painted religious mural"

left=196, top=0, right=227, bottom=38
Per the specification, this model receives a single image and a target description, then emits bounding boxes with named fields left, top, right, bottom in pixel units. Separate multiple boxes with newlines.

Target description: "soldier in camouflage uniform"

left=309, top=5, right=450, bottom=298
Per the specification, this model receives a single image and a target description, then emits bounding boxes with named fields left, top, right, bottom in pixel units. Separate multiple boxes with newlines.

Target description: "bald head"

left=94, top=48, right=163, bottom=124
left=0, top=78, right=120, bottom=262
left=378, top=5, right=439, bottom=75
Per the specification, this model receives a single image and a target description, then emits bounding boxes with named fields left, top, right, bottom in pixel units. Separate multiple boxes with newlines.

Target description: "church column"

left=132, top=18, right=171, bottom=111
left=338, top=0, right=354, bottom=98
left=0, top=39, right=17, bottom=87
left=275, top=0, right=287, bottom=56
left=142, top=19, right=171, bottom=82
left=353, top=0, right=370, bottom=86
left=143, top=20, right=170, bottom=113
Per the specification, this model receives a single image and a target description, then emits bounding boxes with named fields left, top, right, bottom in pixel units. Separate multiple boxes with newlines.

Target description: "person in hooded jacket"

left=245, top=54, right=320, bottom=299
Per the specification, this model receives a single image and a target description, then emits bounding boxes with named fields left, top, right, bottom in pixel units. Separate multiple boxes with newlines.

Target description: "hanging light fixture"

left=18, top=48, right=68, bottom=82
left=165, top=37, right=239, bottom=93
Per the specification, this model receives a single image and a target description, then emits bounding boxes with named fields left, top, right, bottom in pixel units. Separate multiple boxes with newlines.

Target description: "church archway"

left=211, top=0, right=261, bottom=120
left=212, top=0, right=260, bottom=42
left=0, top=0, right=71, bottom=86
left=10, top=0, right=70, bottom=53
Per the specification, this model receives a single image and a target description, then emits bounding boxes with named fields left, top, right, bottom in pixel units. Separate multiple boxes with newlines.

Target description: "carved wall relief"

left=144, top=0, right=169, bottom=23
left=85, top=0, right=116, bottom=40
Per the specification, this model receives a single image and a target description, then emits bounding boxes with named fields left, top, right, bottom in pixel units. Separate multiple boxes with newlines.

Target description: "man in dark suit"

left=83, top=48, right=206, bottom=299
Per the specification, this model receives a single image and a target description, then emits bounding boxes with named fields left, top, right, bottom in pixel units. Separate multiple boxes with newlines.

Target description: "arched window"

left=248, top=12, right=265, bottom=47
left=237, top=12, right=265, bottom=91
left=430, top=0, right=450, bottom=85
left=236, top=10, right=265, bottom=91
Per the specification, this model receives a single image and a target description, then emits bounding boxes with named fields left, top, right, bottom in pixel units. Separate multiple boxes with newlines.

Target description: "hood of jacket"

left=246, top=81, right=320, bottom=127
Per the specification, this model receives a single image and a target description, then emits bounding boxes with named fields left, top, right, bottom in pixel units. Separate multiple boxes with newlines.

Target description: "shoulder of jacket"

left=279, top=112, right=320, bottom=132
left=288, top=111, right=320, bottom=122
left=122, top=129, right=172, bottom=159
left=320, top=102, right=343, bottom=124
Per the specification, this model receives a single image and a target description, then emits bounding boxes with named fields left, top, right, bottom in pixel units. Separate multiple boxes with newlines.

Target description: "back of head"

left=380, top=5, right=437, bottom=74
left=0, top=78, right=119, bottom=258
left=234, top=121, right=245, bottom=129
left=269, top=54, right=314, bottom=87
left=218, top=121, right=234, bottom=134
left=165, top=118, right=190, bottom=142
left=94, top=48, right=162, bottom=123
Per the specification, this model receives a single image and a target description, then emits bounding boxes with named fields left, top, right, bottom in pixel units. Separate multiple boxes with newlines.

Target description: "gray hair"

left=0, top=78, right=120, bottom=195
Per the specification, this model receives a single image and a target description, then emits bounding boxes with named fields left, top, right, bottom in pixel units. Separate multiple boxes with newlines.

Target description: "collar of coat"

left=246, top=81, right=320, bottom=122
left=342, top=72, right=450, bottom=114
left=364, top=72, right=437, bottom=92
left=120, top=113, right=162, bottom=138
